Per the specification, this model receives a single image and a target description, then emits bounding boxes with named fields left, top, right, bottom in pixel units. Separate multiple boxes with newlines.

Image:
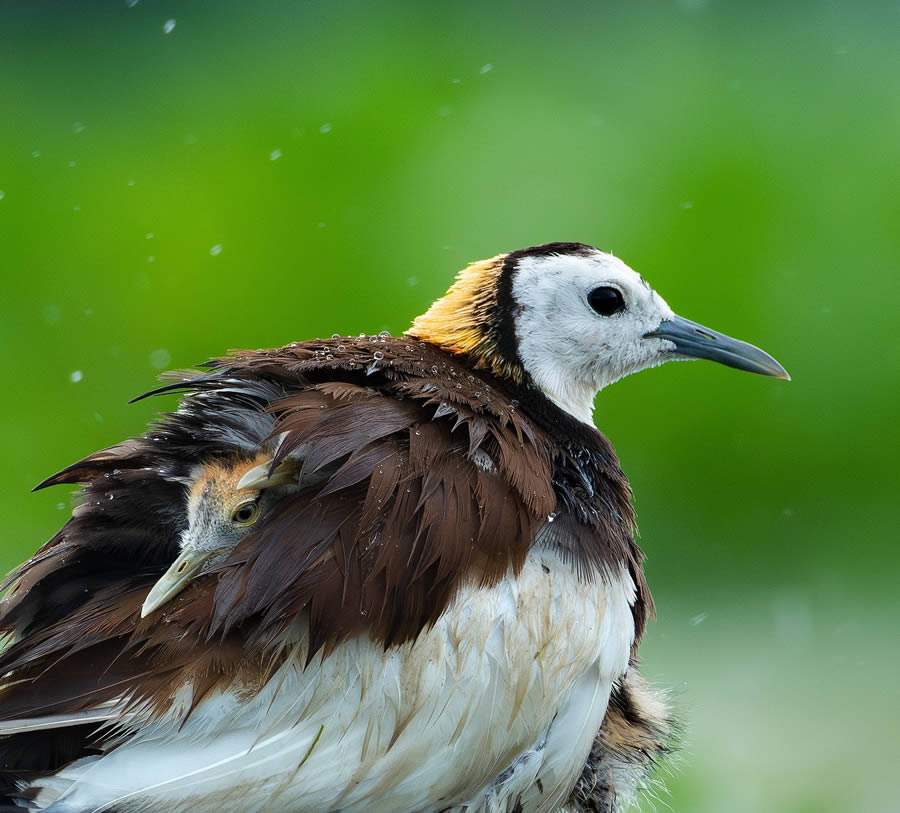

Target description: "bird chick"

left=140, top=453, right=298, bottom=617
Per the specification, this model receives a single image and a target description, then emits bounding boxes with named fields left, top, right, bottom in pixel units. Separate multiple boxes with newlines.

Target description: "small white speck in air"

left=149, top=348, right=171, bottom=369
left=163, top=19, right=176, bottom=34
left=146, top=255, right=156, bottom=263
left=319, top=123, right=332, bottom=134
left=269, top=148, right=282, bottom=161
left=126, top=0, right=139, bottom=7
left=42, top=305, right=61, bottom=324
left=209, top=244, right=223, bottom=256
left=57, top=503, right=65, bottom=510
left=67, top=161, right=77, bottom=167
left=70, top=370, right=83, bottom=383
left=145, top=232, right=153, bottom=239
left=480, top=63, right=493, bottom=74
left=451, top=78, right=461, bottom=84
left=73, top=205, right=81, bottom=211
left=689, top=612, right=708, bottom=626
left=72, top=121, right=86, bottom=134
left=32, top=150, right=40, bottom=158
left=127, top=179, right=136, bottom=187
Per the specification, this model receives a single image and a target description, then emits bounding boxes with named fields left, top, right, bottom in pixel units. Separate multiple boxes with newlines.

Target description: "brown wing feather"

left=0, top=335, right=645, bottom=785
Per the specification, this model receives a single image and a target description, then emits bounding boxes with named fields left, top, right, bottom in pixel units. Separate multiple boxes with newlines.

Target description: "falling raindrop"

left=480, top=63, right=493, bottom=74
left=31, top=150, right=40, bottom=158
left=319, top=123, right=332, bottom=134
left=42, top=305, right=61, bottom=325
left=163, top=19, right=176, bottom=34
left=209, top=244, right=223, bottom=257
left=145, top=232, right=153, bottom=239
left=269, top=148, right=282, bottom=161
left=149, top=348, right=171, bottom=369
left=70, top=370, right=83, bottom=383
left=72, top=121, right=86, bottom=134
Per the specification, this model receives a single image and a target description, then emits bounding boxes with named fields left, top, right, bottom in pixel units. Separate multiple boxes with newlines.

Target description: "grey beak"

left=645, top=315, right=790, bottom=380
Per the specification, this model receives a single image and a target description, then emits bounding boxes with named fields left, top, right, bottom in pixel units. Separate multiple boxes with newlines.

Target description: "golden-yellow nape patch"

left=407, top=253, right=523, bottom=382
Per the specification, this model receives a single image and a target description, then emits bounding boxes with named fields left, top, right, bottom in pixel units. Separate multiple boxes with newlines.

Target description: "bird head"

left=140, top=454, right=298, bottom=617
left=408, top=242, right=788, bottom=424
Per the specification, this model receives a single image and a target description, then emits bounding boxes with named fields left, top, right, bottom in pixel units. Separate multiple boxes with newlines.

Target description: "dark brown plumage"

left=0, top=334, right=646, bottom=710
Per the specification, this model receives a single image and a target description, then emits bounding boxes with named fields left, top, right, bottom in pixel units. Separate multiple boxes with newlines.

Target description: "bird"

left=138, top=454, right=301, bottom=619
left=0, top=242, right=786, bottom=812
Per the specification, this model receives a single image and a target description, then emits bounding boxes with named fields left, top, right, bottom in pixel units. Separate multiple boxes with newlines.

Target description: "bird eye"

left=588, top=286, right=625, bottom=316
left=231, top=501, right=259, bottom=526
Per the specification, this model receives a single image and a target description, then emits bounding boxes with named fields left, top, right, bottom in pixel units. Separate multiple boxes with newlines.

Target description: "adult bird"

left=0, top=243, right=786, bottom=812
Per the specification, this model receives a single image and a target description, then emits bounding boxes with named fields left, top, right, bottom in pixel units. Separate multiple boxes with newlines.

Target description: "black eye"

left=231, top=501, right=259, bottom=526
left=588, top=286, right=625, bottom=316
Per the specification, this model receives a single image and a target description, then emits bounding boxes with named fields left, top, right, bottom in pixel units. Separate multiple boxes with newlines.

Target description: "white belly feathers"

left=40, top=549, right=636, bottom=813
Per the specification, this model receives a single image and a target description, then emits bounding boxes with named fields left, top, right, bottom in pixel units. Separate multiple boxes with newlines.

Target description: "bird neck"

left=407, top=254, right=525, bottom=385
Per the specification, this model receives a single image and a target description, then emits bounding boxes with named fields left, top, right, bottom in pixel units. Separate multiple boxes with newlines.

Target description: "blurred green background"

left=1, top=2, right=898, bottom=811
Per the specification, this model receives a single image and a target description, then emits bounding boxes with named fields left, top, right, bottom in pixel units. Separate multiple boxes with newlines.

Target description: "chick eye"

left=231, top=501, right=259, bottom=526
left=588, top=286, right=625, bottom=316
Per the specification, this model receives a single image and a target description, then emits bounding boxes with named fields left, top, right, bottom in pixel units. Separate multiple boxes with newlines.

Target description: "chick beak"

left=645, top=315, right=790, bottom=380
left=140, top=547, right=222, bottom=618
